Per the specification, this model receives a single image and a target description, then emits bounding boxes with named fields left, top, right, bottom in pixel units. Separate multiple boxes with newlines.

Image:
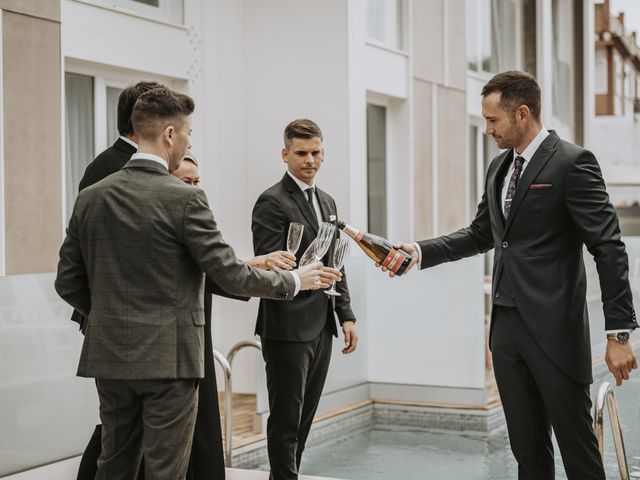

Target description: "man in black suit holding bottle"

left=251, top=119, right=359, bottom=480
left=388, top=71, right=638, bottom=479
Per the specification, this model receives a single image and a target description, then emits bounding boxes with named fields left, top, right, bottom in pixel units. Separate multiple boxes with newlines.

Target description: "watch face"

left=619, top=332, right=630, bottom=343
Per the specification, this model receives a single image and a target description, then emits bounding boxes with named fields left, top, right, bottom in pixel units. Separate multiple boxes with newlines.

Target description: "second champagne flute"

left=324, top=238, right=348, bottom=296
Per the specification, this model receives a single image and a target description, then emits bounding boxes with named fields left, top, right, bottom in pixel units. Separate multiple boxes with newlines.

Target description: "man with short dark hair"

left=78, top=80, right=161, bottom=191
left=56, top=90, right=336, bottom=480
left=388, top=71, right=638, bottom=479
left=252, top=119, right=358, bottom=480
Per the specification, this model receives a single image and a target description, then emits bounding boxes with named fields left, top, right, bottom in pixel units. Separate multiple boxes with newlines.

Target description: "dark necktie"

left=306, top=186, right=315, bottom=206
left=503, top=156, right=524, bottom=219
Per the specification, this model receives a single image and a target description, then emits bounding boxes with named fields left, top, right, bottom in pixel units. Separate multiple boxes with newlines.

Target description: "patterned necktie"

left=503, top=156, right=524, bottom=219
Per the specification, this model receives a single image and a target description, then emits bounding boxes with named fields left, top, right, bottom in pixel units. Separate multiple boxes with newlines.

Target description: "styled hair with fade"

left=284, top=119, right=323, bottom=148
left=481, top=70, right=541, bottom=120
left=131, top=87, right=195, bottom=140
left=117, top=81, right=163, bottom=136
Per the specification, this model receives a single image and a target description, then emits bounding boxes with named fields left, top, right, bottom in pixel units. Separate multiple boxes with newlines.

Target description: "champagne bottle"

left=337, top=221, right=413, bottom=275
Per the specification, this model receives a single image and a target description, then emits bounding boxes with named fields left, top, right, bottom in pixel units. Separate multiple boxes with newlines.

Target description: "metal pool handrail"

left=218, top=339, right=263, bottom=467
left=212, top=348, right=232, bottom=466
left=593, top=381, right=629, bottom=480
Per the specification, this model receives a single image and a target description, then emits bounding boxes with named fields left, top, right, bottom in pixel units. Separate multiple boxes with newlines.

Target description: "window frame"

left=466, top=0, right=524, bottom=77
left=365, top=0, right=409, bottom=54
left=72, top=0, right=185, bottom=27
left=62, top=60, right=176, bottom=222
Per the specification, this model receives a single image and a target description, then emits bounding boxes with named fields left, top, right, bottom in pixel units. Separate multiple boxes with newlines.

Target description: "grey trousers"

left=95, top=378, right=199, bottom=480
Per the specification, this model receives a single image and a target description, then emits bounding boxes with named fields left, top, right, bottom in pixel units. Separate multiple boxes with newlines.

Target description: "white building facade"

left=0, top=0, right=635, bottom=476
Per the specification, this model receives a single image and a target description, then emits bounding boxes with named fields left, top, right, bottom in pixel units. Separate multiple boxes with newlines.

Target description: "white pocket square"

left=329, top=214, right=337, bottom=221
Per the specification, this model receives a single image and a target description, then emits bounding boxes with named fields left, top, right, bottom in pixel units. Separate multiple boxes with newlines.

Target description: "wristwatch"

left=607, top=332, right=630, bottom=344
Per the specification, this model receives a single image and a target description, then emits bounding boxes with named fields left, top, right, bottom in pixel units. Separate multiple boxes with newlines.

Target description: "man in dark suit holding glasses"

left=388, top=71, right=638, bottom=479
left=252, top=119, right=358, bottom=480
left=56, top=89, right=338, bottom=480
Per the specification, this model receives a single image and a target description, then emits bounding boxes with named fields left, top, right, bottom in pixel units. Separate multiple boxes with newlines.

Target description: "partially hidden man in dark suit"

left=252, top=119, right=359, bottom=480
left=56, top=88, right=336, bottom=480
left=388, top=71, right=639, bottom=480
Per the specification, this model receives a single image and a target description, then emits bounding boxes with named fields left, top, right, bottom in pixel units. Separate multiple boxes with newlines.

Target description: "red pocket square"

left=530, top=183, right=552, bottom=190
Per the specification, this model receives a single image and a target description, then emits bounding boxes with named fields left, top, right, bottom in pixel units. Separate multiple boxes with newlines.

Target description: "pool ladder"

left=213, top=339, right=263, bottom=467
left=593, top=381, right=630, bottom=479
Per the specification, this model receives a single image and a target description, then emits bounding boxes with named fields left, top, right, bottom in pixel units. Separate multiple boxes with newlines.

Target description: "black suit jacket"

left=252, top=173, right=356, bottom=341
left=79, top=137, right=136, bottom=190
left=418, top=131, right=638, bottom=383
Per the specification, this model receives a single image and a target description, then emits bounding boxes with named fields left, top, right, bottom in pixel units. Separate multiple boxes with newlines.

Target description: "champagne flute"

left=324, top=238, right=348, bottom=296
left=298, top=239, right=318, bottom=267
left=287, top=222, right=304, bottom=255
left=312, top=222, right=336, bottom=262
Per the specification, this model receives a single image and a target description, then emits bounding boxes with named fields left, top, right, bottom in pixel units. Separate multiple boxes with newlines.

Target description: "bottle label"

left=342, top=224, right=363, bottom=242
left=382, top=248, right=407, bottom=274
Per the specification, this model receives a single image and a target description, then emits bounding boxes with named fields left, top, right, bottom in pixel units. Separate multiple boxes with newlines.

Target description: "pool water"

left=294, top=373, right=640, bottom=479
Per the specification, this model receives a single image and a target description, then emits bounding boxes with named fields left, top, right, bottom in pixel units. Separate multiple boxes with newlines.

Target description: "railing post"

left=212, top=349, right=233, bottom=467
left=593, top=382, right=630, bottom=480
left=214, top=340, right=263, bottom=468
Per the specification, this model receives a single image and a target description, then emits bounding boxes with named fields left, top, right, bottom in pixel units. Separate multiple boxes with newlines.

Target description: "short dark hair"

left=117, top=81, right=163, bottom=136
left=481, top=71, right=541, bottom=120
left=131, top=87, right=195, bottom=140
left=284, top=119, right=323, bottom=147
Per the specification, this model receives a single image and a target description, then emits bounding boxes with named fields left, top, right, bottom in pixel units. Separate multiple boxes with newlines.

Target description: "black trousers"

left=261, top=328, right=333, bottom=480
left=491, top=305, right=605, bottom=480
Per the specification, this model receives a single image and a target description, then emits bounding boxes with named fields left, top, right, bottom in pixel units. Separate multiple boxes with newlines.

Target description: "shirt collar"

left=514, top=126, right=549, bottom=162
left=287, top=170, right=315, bottom=192
left=119, top=135, right=138, bottom=149
left=131, top=152, right=168, bottom=170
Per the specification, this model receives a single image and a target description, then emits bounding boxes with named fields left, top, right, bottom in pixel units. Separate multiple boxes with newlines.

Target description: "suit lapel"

left=282, top=173, right=319, bottom=234
left=317, top=189, right=333, bottom=224
left=503, top=132, right=559, bottom=237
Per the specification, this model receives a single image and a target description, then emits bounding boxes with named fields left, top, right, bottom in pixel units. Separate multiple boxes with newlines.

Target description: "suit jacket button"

left=495, top=292, right=501, bottom=298
left=502, top=241, right=509, bottom=248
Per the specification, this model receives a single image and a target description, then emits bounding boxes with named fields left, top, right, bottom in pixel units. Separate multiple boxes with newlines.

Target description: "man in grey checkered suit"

left=55, top=87, right=339, bottom=480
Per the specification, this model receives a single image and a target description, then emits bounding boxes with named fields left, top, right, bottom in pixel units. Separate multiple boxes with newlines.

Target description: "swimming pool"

left=243, top=367, right=640, bottom=479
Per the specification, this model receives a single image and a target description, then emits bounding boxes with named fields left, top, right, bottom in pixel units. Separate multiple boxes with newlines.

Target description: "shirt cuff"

left=606, top=329, right=632, bottom=335
left=413, top=242, right=422, bottom=270
left=288, top=271, right=301, bottom=296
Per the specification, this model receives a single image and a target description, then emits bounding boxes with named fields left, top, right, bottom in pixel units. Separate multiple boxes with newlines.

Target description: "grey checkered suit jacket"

left=55, top=159, right=295, bottom=380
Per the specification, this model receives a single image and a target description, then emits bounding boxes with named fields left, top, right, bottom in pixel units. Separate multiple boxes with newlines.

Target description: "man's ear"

left=164, top=125, right=175, bottom=146
left=282, top=147, right=288, bottom=164
left=517, top=105, right=530, bottom=123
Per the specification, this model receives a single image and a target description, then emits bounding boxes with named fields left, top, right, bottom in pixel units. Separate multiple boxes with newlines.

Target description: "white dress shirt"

left=287, top=170, right=323, bottom=224
left=130, top=152, right=169, bottom=170
left=119, top=135, right=138, bottom=149
left=500, top=127, right=549, bottom=211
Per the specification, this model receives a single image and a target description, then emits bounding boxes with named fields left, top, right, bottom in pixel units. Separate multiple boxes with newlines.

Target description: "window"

left=106, top=86, right=123, bottom=146
left=367, top=0, right=406, bottom=51
left=64, top=72, right=95, bottom=221
left=89, top=0, right=184, bottom=24
left=467, top=0, right=521, bottom=74
left=551, top=0, right=574, bottom=126
left=367, top=104, right=387, bottom=237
